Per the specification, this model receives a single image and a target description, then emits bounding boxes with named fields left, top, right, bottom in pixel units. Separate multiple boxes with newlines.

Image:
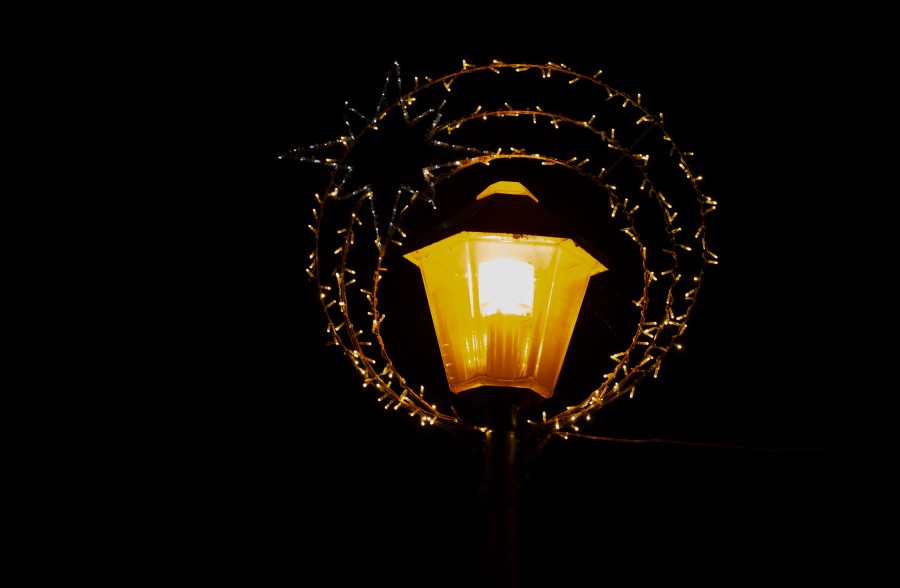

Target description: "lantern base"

left=455, top=386, right=545, bottom=429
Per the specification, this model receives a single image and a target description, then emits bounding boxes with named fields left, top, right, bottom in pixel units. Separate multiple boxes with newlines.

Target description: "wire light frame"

left=282, top=59, right=718, bottom=440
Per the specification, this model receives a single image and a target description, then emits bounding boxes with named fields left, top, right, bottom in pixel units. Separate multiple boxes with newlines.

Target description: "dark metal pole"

left=485, top=399, right=518, bottom=588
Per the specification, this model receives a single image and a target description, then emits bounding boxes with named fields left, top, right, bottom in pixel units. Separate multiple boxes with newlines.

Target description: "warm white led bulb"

left=478, top=258, right=534, bottom=316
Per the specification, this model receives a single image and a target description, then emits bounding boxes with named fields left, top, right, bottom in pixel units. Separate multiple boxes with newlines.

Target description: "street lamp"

left=403, top=180, right=609, bottom=588
left=290, top=58, right=716, bottom=588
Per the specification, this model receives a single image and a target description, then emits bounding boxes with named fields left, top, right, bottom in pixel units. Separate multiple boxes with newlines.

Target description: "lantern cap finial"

left=476, top=181, right=539, bottom=203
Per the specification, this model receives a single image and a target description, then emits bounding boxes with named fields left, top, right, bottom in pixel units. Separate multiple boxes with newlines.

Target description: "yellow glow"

left=405, top=229, right=605, bottom=397
left=403, top=182, right=608, bottom=398
left=479, top=258, right=534, bottom=316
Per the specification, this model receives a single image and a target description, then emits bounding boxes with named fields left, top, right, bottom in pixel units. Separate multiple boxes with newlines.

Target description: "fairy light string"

left=284, top=59, right=718, bottom=440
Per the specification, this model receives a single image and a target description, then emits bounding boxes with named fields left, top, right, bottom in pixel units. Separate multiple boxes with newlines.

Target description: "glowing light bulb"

left=478, top=258, right=535, bottom=316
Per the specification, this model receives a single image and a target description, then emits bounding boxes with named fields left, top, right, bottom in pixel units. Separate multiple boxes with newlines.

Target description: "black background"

left=177, top=11, right=898, bottom=587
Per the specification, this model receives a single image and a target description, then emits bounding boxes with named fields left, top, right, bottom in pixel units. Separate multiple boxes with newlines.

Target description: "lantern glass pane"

left=405, top=231, right=605, bottom=398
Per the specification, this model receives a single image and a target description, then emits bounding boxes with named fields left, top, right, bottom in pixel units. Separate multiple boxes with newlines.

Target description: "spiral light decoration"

left=281, top=59, right=718, bottom=442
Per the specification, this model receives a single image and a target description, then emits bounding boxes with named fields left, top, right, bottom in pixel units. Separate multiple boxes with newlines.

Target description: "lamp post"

left=403, top=180, right=608, bottom=588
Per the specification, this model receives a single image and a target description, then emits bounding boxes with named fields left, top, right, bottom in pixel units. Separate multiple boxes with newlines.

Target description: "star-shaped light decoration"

left=282, top=59, right=718, bottom=443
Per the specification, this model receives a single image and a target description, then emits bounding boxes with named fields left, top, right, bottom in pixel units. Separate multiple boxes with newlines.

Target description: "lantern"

left=403, top=181, right=608, bottom=405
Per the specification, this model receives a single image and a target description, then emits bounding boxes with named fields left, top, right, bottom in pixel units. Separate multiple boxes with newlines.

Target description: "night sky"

left=196, top=14, right=898, bottom=587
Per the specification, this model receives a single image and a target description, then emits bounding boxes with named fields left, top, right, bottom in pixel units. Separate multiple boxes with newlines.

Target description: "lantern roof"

left=406, top=181, right=609, bottom=268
